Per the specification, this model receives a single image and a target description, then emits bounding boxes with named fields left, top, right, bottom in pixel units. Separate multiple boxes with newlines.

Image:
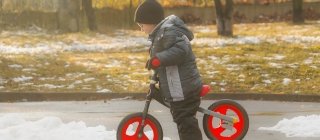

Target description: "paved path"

left=1, top=100, right=320, bottom=140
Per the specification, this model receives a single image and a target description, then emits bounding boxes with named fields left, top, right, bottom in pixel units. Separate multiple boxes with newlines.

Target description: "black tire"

left=203, top=99, right=249, bottom=140
left=117, top=112, right=163, bottom=140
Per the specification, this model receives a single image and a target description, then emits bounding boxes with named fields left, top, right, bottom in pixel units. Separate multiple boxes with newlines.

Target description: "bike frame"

left=137, top=71, right=238, bottom=138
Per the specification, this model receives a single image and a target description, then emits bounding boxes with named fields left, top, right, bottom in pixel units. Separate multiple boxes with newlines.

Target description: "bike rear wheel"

left=203, top=99, right=249, bottom=140
left=117, top=112, right=163, bottom=140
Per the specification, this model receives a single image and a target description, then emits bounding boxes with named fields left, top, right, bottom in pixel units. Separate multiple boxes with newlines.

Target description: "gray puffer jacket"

left=148, top=15, right=202, bottom=102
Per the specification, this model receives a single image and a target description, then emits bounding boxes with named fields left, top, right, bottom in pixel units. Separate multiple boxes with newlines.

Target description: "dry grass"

left=0, top=22, right=319, bottom=94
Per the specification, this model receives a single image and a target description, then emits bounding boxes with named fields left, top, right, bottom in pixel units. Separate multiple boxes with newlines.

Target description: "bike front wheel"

left=117, top=112, right=163, bottom=140
left=203, top=99, right=249, bottom=140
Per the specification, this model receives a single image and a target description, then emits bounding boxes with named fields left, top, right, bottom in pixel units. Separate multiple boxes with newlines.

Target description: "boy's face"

left=138, top=23, right=156, bottom=34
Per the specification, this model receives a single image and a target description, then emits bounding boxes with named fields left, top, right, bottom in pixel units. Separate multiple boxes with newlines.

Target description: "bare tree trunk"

left=292, top=0, right=304, bottom=24
left=129, top=0, right=134, bottom=26
left=82, top=0, right=97, bottom=31
left=58, top=0, right=81, bottom=32
left=203, top=0, right=208, bottom=7
left=214, top=0, right=233, bottom=36
left=0, top=0, right=2, bottom=29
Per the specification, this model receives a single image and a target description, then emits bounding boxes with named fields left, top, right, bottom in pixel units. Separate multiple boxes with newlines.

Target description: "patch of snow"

left=0, top=43, right=63, bottom=55
left=219, top=81, right=227, bottom=86
left=8, top=64, right=23, bottom=69
left=281, top=35, right=320, bottom=44
left=12, top=76, right=33, bottom=83
left=198, top=28, right=212, bottom=33
left=192, top=36, right=261, bottom=47
left=263, top=80, right=272, bottom=84
left=220, top=88, right=226, bottom=92
left=259, top=115, right=320, bottom=137
left=20, top=83, right=34, bottom=86
left=0, top=114, right=116, bottom=140
left=268, top=63, right=283, bottom=68
left=238, top=74, right=245, bottom=78
left=97, top=89, right=112, bottom=93
left=36, top=84, right=65, bottom=89
left=210, top=82, right=217, bottom=85
left=274, top=55, right=286, bottom=60
left=67, top=84, right=75, bottom=89
left=39, top=77, right=56, bottom=81
left=58, top=77, right=66, bottom=81
left=66, top=73, right=86, bottom=78
left=22, top=68, right=37, bottom=72
left=105, top=60, right=121, bottom=68
left=73, top=80, right=83, bottom=85
left=288, top=63, right=299, bottom=69
left=206, top=71, right=219, bottom=75
left=310, top=66, right=318, bottom=69
left=283, top=78, right=292, bottom=85
left=208, top=56, right=219, bottom=61
left=304, top=57, right=313, bottom=64
left=226, top=64, right=241, bottom=71
left=310, top=53, right=320, bottom=56
left=0, top=78, right=7, bottom=85
left=83, top=78, right=95, bottom=82
left=111, top=96, right=133, bottom=101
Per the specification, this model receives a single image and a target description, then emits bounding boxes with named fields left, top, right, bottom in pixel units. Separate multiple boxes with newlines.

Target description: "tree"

left=292, top=0, right=304, bottom=24
left=58, top=0, right=81, bottom=32
left=214, top=0, right=233, bottom=36
left=82, top=0, right=97, bottom=31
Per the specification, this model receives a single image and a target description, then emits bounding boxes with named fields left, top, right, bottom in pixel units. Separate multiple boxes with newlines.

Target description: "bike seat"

left=200, top=85, right=211, bottom=97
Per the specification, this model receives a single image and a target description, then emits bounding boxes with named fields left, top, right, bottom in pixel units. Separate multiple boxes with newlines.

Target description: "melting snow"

left=8, top=64, right=23, bottom=69
left=97, top=89, right=112, bottom=93
left=263, top=80, right=272, bottom=84
left=282, top=78, right=292, bottom=85
left=0, top=114, right=172, bottom=140
left=259, top=115, right=320, bottom=137
left=2, top=28, right=320, bottom=55
left=12, top=76, right=33, bottom=83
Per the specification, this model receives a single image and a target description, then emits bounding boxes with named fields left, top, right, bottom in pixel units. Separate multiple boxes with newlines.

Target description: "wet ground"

left=1, top=100, right=320, bottom=140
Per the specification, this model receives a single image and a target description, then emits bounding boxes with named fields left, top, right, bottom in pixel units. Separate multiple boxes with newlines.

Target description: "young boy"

left=134, top=0, right=203, bottom=140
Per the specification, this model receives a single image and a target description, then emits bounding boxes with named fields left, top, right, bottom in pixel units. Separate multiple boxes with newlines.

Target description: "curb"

left=0, top=92, right=320, bottom=102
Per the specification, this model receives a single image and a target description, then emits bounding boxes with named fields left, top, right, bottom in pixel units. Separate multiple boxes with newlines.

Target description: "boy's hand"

left=146, top=56, right=161, bottom=70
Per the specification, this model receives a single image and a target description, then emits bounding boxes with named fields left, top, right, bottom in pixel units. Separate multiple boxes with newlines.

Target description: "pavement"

left=1, top=92, right=320, bottom=102
left=1, top=100, right=320, bottom=140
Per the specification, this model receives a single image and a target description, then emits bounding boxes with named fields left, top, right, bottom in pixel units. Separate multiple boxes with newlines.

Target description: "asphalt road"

left=1, top=100, right=320, bottom=140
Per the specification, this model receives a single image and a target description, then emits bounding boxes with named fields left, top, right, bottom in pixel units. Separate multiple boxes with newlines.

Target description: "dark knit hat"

left=134, top=0, right=164, bottom=24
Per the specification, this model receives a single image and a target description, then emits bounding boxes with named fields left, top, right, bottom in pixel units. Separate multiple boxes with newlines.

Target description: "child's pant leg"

left=170, top=96, right=202, bottom=140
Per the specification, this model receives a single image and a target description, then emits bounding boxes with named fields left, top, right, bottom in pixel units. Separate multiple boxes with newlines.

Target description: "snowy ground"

left=1, top=29, right=320, bottom=55
left=0, top=114, right=171, bottom=140
left=0, top=114, right=117, bottom=140
left=259, top=115, right=320, bottom=137
left=0, top=23, right=319, bottom=93
left=0, top=100, right=320, bottom=140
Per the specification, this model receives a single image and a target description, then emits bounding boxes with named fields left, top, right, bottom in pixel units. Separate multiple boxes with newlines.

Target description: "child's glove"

left=146, top=56, right=161, bottom=70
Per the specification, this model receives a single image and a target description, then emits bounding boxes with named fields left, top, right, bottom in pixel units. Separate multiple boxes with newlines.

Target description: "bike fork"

left=137, top=93, right=152, bottom=139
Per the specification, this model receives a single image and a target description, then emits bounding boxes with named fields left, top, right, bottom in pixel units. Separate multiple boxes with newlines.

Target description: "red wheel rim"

left=120, top=116, right=160, bottom=140
left=207, top=104, right=245, bottom=140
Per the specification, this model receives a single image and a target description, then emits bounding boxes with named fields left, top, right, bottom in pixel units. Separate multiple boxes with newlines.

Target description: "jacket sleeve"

left=155, top=30, right=190, bottom=66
